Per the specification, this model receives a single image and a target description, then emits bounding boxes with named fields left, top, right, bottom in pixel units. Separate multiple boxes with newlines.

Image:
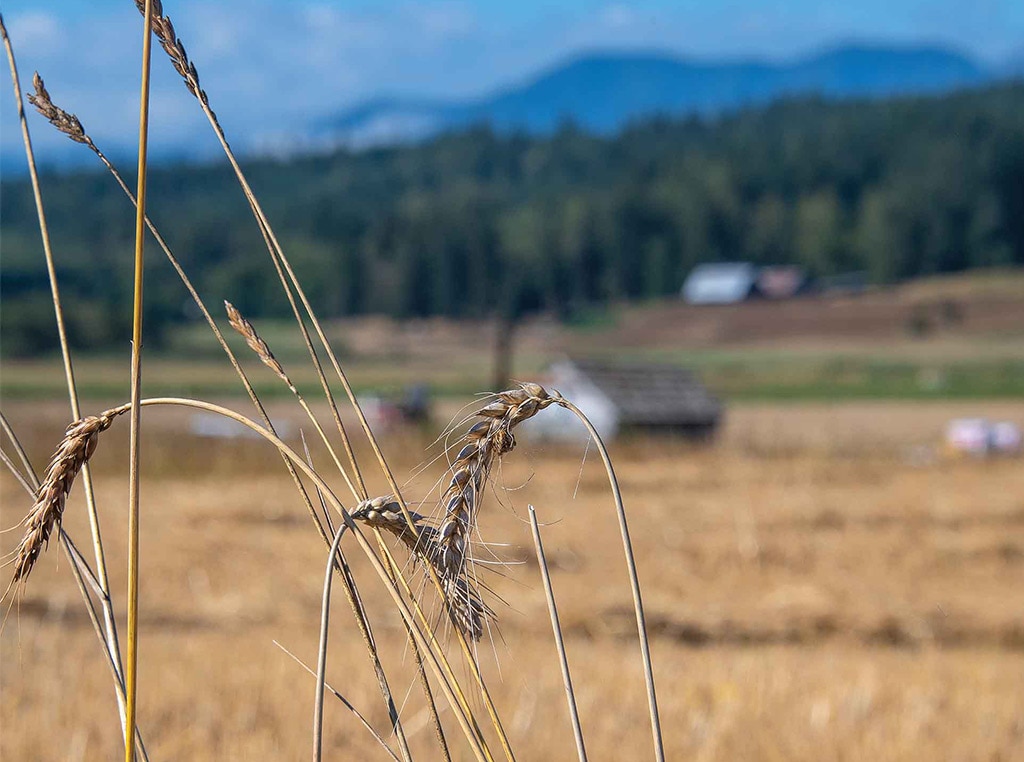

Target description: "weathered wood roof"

left=567, top=359, right=722, bottom=426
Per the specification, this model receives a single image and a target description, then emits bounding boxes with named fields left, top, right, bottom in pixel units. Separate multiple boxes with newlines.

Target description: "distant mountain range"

left=3, top=43, right=1019, bottom=171
left=316, top=44, right=1009, bottom=148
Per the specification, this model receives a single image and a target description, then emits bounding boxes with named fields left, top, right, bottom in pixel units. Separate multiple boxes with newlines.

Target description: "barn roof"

left=681, top=262, right=758, bottom=305
left=564, top=359, right=722, bottom=426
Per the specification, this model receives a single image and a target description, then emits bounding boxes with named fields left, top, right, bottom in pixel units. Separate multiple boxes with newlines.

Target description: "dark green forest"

left=2, top=84, right=1023, bottom=356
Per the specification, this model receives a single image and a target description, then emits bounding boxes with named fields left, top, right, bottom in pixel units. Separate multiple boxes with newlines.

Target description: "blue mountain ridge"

left=319, top=43, right=994, bottom=147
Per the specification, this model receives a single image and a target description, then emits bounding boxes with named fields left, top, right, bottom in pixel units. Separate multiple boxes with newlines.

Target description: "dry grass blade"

left=274, top=642, right=401, bottom=762
left=4, top=404, right=130, bottom=598
left=0, top=448, right=37, bottom=499
left=0, top=410, right=39, bottom=490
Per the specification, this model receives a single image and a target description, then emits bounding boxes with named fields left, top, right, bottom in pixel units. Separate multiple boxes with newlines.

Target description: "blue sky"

left=2, top=1, right=1022, bottom=164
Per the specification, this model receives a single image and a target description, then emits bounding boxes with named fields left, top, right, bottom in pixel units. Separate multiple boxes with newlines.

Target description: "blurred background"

left=1, top=1, right=1023, bottom=759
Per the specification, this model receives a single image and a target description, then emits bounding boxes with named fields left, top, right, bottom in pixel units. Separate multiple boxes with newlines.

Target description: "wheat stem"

left=302, top=448, right=413, bottom=760
left=313, top=523, right=348, bottom=762
left=125, top=3, right=155, bottom=760
left=556, top=400, right=664, bottom=762
left=528, top=505, right=587, bottom=762
left=61, top=531, right=151, bottom=761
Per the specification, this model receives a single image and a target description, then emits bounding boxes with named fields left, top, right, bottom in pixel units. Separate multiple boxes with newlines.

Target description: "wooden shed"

left=527, top=359, right=723, bottom=440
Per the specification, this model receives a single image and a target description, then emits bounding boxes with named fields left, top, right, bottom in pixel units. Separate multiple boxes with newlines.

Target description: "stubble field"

left=2, top=399, right=1023, bottom=760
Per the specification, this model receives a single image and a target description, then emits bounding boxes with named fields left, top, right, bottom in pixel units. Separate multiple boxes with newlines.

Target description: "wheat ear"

left=437, top=383, right=557, bottom=585
left=225, top=300, right=295, bottom=391
left=354, top=496, right=494, bottom=640
left=4, top=405, right=131, bottom=596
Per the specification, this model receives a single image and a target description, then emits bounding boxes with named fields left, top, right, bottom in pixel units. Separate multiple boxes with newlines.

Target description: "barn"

left=526, top=359, right=723, bottom=441
left=681, top=262, right=759, bottom=305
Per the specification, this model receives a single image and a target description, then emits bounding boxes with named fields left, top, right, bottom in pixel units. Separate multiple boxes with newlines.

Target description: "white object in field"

left=191, top=413, right=294, bottom=439
left=991, top=421, right=1022, bottom=454
left=944, top=418, right=1022, bottom=456
left=945, top=418, right=991, bottom=455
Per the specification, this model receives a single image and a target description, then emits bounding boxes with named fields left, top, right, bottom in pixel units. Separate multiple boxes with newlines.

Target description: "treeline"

left=2, top=84, right=1023, bottom=355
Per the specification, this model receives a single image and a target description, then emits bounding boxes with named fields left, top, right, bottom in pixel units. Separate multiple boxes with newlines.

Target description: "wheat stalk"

left=528, top=505, right=588, bottom=761
left=140, top=396, right=492, bottom=761
left=4, top=405, right=130, bottom=596
left=124, top=4, right=157, bottom=758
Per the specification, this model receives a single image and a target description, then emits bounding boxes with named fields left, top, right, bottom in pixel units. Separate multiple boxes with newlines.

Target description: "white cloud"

left=5, top=11, right=61, bottom=55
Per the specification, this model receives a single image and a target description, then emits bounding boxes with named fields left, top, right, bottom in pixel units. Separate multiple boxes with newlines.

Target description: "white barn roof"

left=682, top=262, right=758, bottom=305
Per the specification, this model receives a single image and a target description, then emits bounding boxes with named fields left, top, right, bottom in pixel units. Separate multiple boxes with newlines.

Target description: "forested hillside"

left=2, top=84, right=1023, bottom=356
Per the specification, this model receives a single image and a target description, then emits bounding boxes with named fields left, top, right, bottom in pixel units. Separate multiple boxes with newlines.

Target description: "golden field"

left=2, top=399, right=1023, bottom=760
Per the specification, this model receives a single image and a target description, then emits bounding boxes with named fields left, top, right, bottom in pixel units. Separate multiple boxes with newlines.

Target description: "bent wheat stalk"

left=554, top=399, right=664, bottom=762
